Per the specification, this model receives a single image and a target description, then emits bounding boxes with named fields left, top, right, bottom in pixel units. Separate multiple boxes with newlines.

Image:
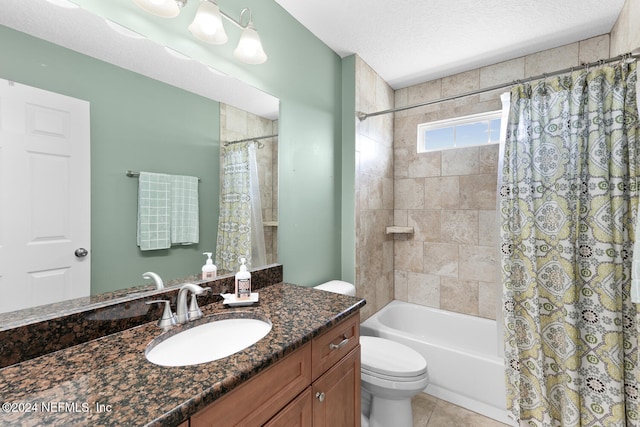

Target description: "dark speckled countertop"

left=0, top=283, right=365, bottom=427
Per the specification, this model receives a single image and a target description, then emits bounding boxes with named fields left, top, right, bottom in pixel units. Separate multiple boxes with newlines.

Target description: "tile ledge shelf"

left=386, top=226, right=414, bottom=234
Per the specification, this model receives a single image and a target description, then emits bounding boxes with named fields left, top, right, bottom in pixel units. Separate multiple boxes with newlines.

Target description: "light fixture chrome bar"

left=357, top=51, right=640, bottom=121
left=219, top=9, right=244, bottom=29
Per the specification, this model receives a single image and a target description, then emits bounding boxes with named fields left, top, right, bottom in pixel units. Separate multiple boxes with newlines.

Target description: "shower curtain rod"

left=356, top=51, right=640, bottom=121
left=224, top=134, right=278, bottom=146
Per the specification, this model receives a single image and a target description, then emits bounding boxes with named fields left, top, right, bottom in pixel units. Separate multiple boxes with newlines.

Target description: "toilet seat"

left=361, top=366, right=426, bottom=383
left=360, top=336, right=428, bottom=380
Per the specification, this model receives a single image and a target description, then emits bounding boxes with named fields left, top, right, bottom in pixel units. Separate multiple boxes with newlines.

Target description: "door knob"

left=75, top=248, right=88, bottom=258
left=315, top=392, right=325, bottom=402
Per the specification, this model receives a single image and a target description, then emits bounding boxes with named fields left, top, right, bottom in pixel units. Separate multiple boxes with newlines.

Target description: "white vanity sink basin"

left=145, top=317, right=272, bottom=367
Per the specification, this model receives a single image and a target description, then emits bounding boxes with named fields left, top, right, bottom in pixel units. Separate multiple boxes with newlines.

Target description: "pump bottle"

left=235, top=258, right=251, bottom=300
left=201, top=252, right=217, bottom=279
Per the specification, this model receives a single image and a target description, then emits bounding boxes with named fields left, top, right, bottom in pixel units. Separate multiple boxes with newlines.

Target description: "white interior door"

left=0, top=78, right=90, bottom=314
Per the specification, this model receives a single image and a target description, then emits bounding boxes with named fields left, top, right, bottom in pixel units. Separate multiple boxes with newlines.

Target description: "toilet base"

left=368, top=395, right=413, bottom=427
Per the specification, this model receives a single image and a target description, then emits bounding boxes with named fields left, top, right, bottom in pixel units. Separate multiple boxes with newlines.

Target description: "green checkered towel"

left=137, top=172, right=199, bottom=251
left=170, top=175, right=199, bottom=245
left=137, top=172, right=171, bottom=250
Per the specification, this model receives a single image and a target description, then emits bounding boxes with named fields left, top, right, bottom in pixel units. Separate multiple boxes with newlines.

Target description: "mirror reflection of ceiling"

left=0, top=0, right=279, bottom=120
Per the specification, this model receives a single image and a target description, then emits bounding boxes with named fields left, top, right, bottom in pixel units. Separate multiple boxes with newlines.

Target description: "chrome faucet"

left=145, top=300, right=176, bottom=329
left=142, top=271, right=164, bottom=290
left=175, top=283, right=210, bottom=324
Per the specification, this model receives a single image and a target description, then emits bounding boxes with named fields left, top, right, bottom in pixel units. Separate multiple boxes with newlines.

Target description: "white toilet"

left=314, top=281, right=429, bottom=427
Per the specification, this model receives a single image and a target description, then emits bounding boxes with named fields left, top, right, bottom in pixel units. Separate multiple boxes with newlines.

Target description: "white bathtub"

left=360, top=300, right=513, bottom=425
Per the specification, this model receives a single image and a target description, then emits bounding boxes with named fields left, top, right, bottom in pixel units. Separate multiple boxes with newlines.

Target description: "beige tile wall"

left=355, top=56, right=395, bottom=321
left=391, top=35, right=611, bottom=320
left=220, top=104, right=279, bottom=265
left=610, top=0, right=640, bottom=56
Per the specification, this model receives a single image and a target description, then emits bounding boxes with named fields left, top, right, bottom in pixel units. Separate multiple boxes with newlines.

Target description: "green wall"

left=340, top=56, right=357, bottom=285
left=0, top=26, right=220, bottom=294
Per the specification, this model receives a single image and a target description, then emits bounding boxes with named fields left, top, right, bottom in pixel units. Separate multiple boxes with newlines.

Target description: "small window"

left=417, top=110, right=501, bottom=152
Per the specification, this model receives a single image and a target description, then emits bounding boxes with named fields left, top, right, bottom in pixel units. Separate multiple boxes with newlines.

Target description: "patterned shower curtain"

left=500, top=61, right=639, bottom=426
left=216, top=142, right=253, bottom=272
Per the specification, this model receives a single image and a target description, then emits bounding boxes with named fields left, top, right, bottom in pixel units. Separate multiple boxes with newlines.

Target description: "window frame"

left=417, top=110, right=502, bottom=153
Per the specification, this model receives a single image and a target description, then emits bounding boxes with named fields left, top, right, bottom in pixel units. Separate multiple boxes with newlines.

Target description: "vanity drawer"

left=311, top=312, right=360, bottom=380
left=190, top=342, right=311, bottom=427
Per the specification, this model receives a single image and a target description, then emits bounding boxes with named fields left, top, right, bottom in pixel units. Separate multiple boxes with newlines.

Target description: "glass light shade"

left=233, top=24, right=267, bottom=64
left=188, top=1, right=228, bottom=44
left=132, top=0, right=180, bottom=18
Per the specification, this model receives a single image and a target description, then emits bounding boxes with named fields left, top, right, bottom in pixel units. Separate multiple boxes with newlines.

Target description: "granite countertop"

left=0, top=283, right=365, bottom=427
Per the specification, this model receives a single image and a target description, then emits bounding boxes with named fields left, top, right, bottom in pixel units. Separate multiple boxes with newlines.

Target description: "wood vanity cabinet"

left=189, top=312, right=361, bottom=427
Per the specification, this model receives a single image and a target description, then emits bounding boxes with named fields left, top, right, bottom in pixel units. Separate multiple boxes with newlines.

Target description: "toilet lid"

left=360, top=336, right=427, bottom=378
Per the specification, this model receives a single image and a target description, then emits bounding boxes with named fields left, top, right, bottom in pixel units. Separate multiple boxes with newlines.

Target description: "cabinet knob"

left=315, top=392, right=325, bottom=402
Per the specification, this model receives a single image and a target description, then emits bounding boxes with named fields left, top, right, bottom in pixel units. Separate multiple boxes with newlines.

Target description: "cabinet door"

left=264, top=387, right=313, bottom=427
left=190, top=343, right=311, bottom=427
left=312, top=346, right=361, bottom=427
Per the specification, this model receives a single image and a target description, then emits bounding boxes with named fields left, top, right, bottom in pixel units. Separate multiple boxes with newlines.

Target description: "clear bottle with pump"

left=202, top=252, right=217, bottom=280
left=235, top=258, right=251, bottom=300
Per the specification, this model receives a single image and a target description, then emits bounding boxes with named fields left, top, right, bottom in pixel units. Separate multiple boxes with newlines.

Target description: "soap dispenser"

left=202, top=252, right=217, bottom=279
left=235, top=258, right=251, bottom=300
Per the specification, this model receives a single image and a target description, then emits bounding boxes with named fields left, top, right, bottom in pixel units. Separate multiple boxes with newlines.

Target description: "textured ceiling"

left=274, top=0, right=626, bottom=89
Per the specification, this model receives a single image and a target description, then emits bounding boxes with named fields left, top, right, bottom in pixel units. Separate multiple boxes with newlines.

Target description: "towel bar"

left=126, top=170, right=200, bottom=181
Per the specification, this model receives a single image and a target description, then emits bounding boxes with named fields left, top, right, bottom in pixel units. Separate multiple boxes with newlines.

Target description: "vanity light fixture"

left=131, top=0, right=267, bottom=64
left=233, top=9, right=267, bottom=64
left=189, top=0, right=228, bottom=44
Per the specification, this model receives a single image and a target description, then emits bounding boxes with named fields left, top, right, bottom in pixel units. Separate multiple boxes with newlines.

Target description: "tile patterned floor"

left=412, top=393, right=511, bottom=427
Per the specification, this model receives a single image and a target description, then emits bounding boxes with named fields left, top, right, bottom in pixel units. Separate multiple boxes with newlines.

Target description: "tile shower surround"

left=393, top=145, right=500, bottom=319
left=0, top=264, right=283, bottom=368
left=354, top=34, right=612, bottom=321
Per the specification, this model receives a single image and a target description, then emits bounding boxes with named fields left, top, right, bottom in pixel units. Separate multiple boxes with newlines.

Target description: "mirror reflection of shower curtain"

left=248, top=143, right=267, bottom=268
left=216, top=141, right=266, bottom=271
